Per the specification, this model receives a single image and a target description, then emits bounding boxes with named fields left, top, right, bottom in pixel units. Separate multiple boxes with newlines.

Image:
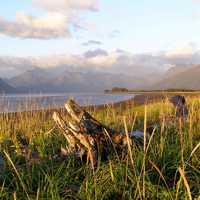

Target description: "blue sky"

left=0, top=0, right=200, bottom=56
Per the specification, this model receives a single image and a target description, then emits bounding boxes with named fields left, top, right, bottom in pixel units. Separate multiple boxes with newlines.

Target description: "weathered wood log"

left=53, top=111, right=97, bottom=168
left=53, top=99, right=128, bottom=167
left=64, top=99, right=116, bottom=136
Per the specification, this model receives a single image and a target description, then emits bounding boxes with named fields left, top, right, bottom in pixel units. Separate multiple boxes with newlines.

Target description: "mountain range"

left=5, top=67, right=152, bottom=93
left=1, top=64, right=200, bottom=93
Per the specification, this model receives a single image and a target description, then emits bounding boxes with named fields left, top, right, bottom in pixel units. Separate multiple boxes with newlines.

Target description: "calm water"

left=0, top=93, right=135, bottom=113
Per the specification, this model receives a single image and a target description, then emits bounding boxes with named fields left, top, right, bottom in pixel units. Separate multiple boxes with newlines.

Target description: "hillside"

left=0, top=78, right=15, bottom=93
left=151, top=65, right=200, bottom=90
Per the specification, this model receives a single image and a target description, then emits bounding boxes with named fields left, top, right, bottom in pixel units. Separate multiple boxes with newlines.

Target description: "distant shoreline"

left=104, top=91, right=200, bottom=95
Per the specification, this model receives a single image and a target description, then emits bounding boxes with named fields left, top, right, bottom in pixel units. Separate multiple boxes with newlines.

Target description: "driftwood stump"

left=53, top=99, right=127, bottom=168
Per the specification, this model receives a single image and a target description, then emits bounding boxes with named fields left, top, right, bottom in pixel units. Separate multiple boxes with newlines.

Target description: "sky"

left=0, top=0, right=200, bottom=57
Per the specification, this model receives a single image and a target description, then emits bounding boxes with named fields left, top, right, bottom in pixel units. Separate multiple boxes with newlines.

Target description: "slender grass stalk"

left=175, top=177, right=182, bottom=200
left=124, top=117, right=143, bottom=199
left=179, top=118, right=185, bottom=170
left=189, top=142, right=200, bottom=159
left=109, top=160, right=114, bottom=182
left=189, top=101, right=194, bottom=150
left=178, top=167, right=192, bottom=200
left=0, top=181, right=5, bottom=197
left=149, top=160, right=173, bottom=200
left=104, top=128, right=120, bottom=163
left=130, top=112, right=138, bottom=133
left=13, top=192, right=17, bottom=200
left=4, top=151, right=30, bottom=200
left=123, top=117, right=134, bottom=167
left=36, top=188, right=40, bottom=200
left=143, top=105, right=147, bottom=199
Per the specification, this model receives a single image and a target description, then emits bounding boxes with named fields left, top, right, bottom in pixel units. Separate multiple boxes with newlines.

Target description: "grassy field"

left=0, top=96, right=200, bottom=200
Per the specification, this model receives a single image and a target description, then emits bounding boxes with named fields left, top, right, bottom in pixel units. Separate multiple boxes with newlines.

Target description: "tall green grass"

left=0, top=97, right=200, bottom=199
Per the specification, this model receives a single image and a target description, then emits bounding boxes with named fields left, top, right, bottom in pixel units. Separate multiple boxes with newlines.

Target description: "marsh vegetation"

left=0, top=96, right=200, bottom=199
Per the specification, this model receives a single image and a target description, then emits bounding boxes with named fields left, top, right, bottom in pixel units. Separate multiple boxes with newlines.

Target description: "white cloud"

left=16, top=12, right=68, bottom=30
left=162, top=43, right=200, bottom=65
left=0, top=12, right=70, bottom=39
left=86, top=53, right=116, bottom=67
left=165, top=43, right=197, bottom=58
left=0, top=0, right=99, bottom=39
left=165, top=47, right=194, bottom=58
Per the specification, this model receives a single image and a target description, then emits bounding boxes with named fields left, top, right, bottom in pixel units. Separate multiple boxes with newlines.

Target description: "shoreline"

left=1, top=92, right=200, bottom=116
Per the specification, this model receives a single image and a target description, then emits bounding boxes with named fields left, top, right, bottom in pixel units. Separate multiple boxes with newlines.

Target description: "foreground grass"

left=0, top=97, right=200, bottom=200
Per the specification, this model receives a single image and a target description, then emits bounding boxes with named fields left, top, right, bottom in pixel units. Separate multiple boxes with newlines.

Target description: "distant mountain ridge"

left=151, top=65, right=200, bottom=90
left=164, top=64, right=193, bottom=78
left=7, top=67, right=152, bottom=93
left=3, top=64, right=200, bottom=93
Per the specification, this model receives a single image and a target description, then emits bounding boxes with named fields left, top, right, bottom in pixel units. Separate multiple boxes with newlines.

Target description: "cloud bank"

left=1, top=41, right=200, bottom=78
left=2, top=45, right=200, bottom=78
